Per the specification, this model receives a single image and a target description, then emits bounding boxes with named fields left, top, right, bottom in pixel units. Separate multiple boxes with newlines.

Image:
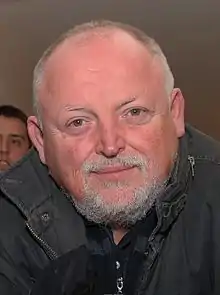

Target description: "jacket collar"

left=155, top=127, right=194, bottom=235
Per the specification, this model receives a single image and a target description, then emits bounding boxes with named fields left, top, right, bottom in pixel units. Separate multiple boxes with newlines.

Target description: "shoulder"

left=187, top=125, right=220, bottom=163
left=184, top=126, right=220, bottom=209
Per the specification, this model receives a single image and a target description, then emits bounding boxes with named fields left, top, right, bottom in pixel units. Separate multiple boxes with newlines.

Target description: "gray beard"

left=65, top=178, right=166, bottom=228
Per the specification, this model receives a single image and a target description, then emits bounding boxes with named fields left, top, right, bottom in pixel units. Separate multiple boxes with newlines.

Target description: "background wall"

left=0, top=0, right=220, bottom=138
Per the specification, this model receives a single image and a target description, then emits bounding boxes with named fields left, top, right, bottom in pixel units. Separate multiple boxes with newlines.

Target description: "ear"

left=170, top=88, right=185, bottom=138
left=27, top=116, right=46, bottom=164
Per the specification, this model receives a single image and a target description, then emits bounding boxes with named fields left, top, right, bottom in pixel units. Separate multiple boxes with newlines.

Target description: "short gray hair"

left=33, top=20, right=174, bottom=121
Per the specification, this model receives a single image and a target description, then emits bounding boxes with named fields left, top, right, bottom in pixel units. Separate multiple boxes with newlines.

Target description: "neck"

left=112, top=228, right=129, bottom=244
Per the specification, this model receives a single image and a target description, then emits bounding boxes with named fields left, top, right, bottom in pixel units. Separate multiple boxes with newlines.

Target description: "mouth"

left=92, top=165, right=135, bottom=174
left=90, top=166, right=138, bottom=182
left=0, top=160, right=10, bottom=171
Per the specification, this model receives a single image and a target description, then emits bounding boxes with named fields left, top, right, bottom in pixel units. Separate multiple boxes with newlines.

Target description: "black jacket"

left=30, top=246, right=96, bottom=295
left=1, top=125, right=220, bottom=295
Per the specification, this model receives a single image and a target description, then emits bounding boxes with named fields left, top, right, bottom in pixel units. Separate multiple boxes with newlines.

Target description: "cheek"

left=126, top=118, right=178, bottom=171
left=43, top=134, right=94, bottom=194
left=63, top=135, right=96, bottom=169
left=46, top=142, right=83, bottom=172
left=56, top=145, right=88, bottom=199
left=127, top=123, right=166, bottom=154
left=45, top=128, right=96, bottom=167
left=10, top=147, right=27, bottom=160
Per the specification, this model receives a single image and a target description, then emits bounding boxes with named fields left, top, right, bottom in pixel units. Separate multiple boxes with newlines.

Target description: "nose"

left=95, top=121, right=125, bottom=158
left=0, top=137, right=9, bottom=159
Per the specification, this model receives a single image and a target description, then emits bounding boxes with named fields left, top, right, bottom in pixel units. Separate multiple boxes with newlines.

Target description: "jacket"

left=1, top=125, right=220, bottom=295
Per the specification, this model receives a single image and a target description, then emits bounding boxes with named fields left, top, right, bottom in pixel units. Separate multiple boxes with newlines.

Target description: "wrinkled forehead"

left=38, top=29, right=165, bottom=111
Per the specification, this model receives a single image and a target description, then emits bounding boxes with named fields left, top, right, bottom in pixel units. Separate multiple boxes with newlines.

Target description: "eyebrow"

left=9, top=134, right=26, bottom=141
left=117, top=97, right=137, bottom=110
left=64, top=105, right=97, bottom=117
left=64, top=106, right=88, bottom=112
left=63, top=97, right=137, bottom=114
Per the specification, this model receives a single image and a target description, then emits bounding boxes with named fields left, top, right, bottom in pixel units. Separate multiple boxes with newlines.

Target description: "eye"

left=123, top=107, right=154, bottom=125
left=66, top=118, right=88, bottom=128
left=129, top=108, right=143, bottom=116
left=65, top=117, right=92, bottom=135
left=69, top=119, right=85, bottom=127
left=11, top=139, right=22, bottom=147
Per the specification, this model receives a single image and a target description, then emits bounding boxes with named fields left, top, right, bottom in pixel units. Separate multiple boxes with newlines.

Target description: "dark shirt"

left=85, top=208, right=157, bottom=295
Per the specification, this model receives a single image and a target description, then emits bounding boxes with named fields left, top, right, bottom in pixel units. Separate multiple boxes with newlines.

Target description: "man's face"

left=0, top=116, right=30, bottom=171
left=29, top=30, right=185, bottom=226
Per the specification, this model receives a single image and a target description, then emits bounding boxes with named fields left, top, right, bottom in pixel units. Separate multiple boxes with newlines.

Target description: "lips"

left=0, top=160, right=10, bottom=171
left=92, top=165, right=135, bottom=175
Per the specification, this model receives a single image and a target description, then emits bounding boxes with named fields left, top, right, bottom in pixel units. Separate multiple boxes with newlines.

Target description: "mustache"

left=82, top=154, right=147, bottom=173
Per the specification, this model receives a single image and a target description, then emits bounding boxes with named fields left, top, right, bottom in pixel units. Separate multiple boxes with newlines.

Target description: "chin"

left=101, top=187, right=136, bottom=203
left=71, top=177, right=165, bottom=227
left=86, top=181, right=140, bottom=203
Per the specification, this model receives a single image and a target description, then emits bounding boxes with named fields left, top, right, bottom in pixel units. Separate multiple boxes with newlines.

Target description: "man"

left=0, top=105, right=31, bottom=172
left=0, top=20, right=220, bottom=295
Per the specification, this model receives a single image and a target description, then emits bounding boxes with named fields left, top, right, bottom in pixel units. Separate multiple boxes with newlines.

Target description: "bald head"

left=33, top=20, right=174, bottom=122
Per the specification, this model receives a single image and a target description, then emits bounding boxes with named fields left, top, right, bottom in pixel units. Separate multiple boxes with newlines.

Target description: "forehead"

left=39, top=30, right=165, bottom=110
left=45, top=29, right=161, bottom=78
left=0, top=116, right=27, bottom=136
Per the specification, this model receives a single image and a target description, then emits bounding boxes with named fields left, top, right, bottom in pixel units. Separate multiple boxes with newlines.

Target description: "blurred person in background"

left=0, top=105, right=31, bottom=172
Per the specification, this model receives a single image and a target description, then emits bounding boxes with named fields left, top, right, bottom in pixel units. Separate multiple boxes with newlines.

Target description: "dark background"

left=0, top=0, right=219, bottom=138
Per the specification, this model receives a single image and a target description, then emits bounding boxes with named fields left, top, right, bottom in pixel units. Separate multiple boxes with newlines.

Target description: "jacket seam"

left=193, top=156, right=220, bottom=165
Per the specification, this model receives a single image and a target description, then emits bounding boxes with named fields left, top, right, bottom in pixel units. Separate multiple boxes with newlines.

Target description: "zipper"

left=26, top=222, right=58, bottom=260
left=0, top=190, right=58, bottom=260
left=188, top=155, right=195, bottom=177
left=116, top=260, right=124, bottom=294
left=116, top=276, right=124, bottom=294
left=0, top=187, right=59, bottom=261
